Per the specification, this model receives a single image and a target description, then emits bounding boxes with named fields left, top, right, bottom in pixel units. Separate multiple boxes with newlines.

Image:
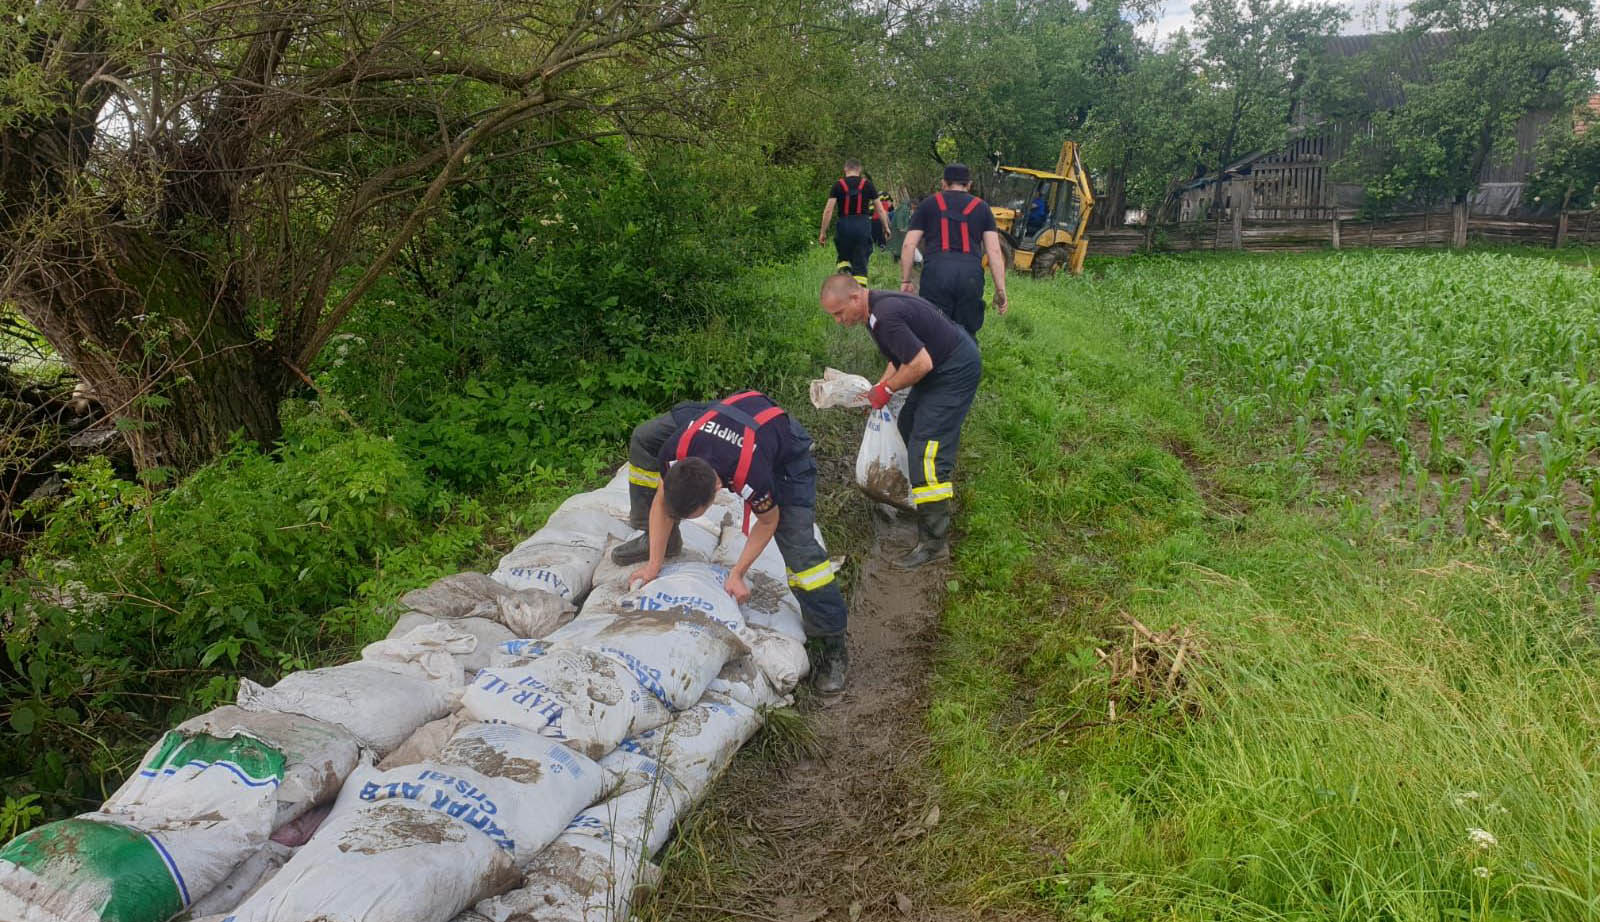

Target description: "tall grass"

left=929, top=253, right=1600, bottom=921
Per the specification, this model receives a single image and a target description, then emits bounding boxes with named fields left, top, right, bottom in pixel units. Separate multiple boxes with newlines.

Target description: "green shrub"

left=1, top=412, right=450, bottom=819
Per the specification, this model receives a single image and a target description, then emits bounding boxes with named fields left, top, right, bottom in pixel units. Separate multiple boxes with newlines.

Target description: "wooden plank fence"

left=1090, top=210, right=1600, bottom=257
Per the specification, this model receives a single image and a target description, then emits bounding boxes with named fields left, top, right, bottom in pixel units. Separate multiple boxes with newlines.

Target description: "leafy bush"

left=0, top=411, right=457, bottom=819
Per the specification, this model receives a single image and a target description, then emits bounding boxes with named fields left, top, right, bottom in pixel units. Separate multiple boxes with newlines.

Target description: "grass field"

left=926, top=249, right=1600, bottom=921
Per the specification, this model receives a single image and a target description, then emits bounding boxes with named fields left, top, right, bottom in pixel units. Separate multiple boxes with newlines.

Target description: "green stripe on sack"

left=0, top=818, right=183, bottom=922
left=141, top=730, right=286, bottom=786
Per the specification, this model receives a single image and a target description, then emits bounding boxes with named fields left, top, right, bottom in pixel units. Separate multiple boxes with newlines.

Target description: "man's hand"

left=629, top=562, right=662, bottom=589
left=724, top=570, right=751, bottom=604
left=900, top=279, right=916, bottom=293
left=868, top=383, right=894, bottom=410
left=818, top=232, right=827, bottom=246
left=995, top=289, right=1008, bottom=314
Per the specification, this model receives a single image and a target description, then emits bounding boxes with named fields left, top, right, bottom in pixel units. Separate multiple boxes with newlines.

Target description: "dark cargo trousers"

left=918, top=254, right=986, bottom=337
left=897, top=337, right=982, bottom=508
left=833, top=215, right=873, bottom=284
left=625, top=402, right=849, bottom=638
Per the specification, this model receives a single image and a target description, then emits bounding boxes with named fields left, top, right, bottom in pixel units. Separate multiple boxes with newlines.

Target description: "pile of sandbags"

left=0, top=465, right=811, bottom=922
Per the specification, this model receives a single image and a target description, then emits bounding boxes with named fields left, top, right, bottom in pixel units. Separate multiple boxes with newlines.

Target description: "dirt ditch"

left=644, top=513, right=1004, bottom=922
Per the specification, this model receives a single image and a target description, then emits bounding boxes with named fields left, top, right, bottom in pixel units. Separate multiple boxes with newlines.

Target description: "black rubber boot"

left=813, top=634, right=849, bottom=694
left=611, top=523, right=683, bottom=566
left=897, top=502, right=950, bottom=569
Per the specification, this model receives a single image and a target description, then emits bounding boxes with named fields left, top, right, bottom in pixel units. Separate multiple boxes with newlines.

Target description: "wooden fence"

left=1090, top=209, right=1600, bottom=257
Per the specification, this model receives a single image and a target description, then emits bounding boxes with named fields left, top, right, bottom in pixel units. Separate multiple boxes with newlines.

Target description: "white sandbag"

left=0, top=732, right=285, bottom=922
left=230, top=727, right=605, bottom=922
left=237, top=662, right=457, bottom=757
left=378, top=712, right=473, bottom=770
left=174, top=706, right=364, bottom=829
left=223, top=799, right=518, bottom=922
left=359, top=621, right=477, bottom=684
left=182, top=842, right=293, bottom=918
left=808, top=367, right=872, bottom=409
left=856, top=402, right=913, bottom=507
left=460, top=647, right=671, bottom=759
left=617, top=696, right=762, bottom=800
left=388, top=614, right=517, bottom=674
left=492, top=492, right=635, bottom=602
left=603, top=571, right=746, bottom=711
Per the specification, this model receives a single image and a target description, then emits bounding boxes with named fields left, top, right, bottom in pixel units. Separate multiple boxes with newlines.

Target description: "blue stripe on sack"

left=146, top=833, right=192, bottom=906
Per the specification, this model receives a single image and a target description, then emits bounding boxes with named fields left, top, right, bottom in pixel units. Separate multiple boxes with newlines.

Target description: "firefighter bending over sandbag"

left=614, top=392, right=850, bottom=694
left=818, top=274, right=983, bottom=568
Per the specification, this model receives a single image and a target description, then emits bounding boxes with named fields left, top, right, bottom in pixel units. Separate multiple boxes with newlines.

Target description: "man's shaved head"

left=819, top=273, right=870, bottom=326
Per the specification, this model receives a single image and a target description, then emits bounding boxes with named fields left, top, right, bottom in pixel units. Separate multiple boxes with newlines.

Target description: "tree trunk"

left=14, top=231, right=289, bottom=475
left=1098, top=155, right=1129, bottom=230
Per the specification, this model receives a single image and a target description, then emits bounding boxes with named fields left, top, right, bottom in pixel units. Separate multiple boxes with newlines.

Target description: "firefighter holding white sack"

left=614, top=391, right=851, bottom=694
left=818, top=274, right=982, bottom=569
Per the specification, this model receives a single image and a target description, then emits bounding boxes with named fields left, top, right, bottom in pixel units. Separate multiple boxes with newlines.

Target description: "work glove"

left=868, top=383, right=894, bottom=410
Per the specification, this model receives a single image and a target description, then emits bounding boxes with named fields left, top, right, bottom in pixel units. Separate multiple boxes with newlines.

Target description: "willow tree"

left=0, top=0, right=710, bottom=473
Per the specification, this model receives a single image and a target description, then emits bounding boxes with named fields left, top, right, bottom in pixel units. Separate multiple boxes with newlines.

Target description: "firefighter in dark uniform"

left=818, top=159, right=891, bottom=285
left=818, top=275, right=982, bottom=569
left=900, top=163, right=1008, bottom=338
left=613, top=392, right=850, bottom=693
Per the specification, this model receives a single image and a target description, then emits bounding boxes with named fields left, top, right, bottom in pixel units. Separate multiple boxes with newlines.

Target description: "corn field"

left=1091, top=251, right=1600, bottom=565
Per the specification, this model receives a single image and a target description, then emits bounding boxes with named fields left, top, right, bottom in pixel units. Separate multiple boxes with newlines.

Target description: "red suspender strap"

left=730, top=405, right=787, bottom=493
left=961, top=196, right=979, bottom=252
left=962, top=196, right=981, bottom=215
left=935, top=193, right=949, bottom=251
left=676, top=410, right=717, bottom=462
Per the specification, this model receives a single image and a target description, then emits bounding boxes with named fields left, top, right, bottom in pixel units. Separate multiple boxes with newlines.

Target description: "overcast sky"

left=1140, top=0, right=1411, bottom=43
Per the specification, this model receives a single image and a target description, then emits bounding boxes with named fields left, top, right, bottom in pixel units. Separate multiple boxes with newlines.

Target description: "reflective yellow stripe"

left=852, top=275, right=868, bottom=285
left=836, top=260, right=852, bottom=271
left=628, top=464, right=661, bottom=488
left=912, top=484, right=953, bottom=504
left=786, top=560, right=836, bottom=591
left=923, top=440, right=939, bottom=487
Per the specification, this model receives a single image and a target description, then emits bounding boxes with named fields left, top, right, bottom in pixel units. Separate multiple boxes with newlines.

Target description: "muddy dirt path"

left=646, top=514, right=964, bottom=922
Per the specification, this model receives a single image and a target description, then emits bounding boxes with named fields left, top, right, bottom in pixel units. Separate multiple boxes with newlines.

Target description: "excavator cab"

left=986, top=141, right=1094, bottom=277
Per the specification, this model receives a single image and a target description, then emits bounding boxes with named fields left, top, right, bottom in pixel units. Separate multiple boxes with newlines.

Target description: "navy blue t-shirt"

left=909, top=190, right=997, bottom=257
left=659, top=395, right=790, bottom=514
left=866, top=291, right=968, bottom=368
left=832, top=176, right=878, bottom=217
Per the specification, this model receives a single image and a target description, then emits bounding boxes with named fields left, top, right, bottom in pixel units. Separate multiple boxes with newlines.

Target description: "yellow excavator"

left=986, top=141, right=1094, bottom=277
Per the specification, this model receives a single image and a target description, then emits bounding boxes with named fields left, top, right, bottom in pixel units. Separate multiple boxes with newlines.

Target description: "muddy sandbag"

left=174, top=707, right=363, bottom=829
left=460, top=646, right=671, bottom=759
left=454, top=837, right=661, bottom=922
left=616, top=696, right=762, bottom=800
left=388, top=613, right=517, bottom=674
left=229, top=726, right=606, bottom=922
left=610, top=564, right=748, bottom=709
left=398, top=573, right=575, bottom=639
left=0, top=732, right=285, bottom=922
left=455, top=756, right=682, bottom=922
left=857, top=401, right=913, bottom=508
left=705, top=656, right=788, bottom=710
left=377, top=712, right=473, bottom=771
left=181, top=841, right=293, bottom=919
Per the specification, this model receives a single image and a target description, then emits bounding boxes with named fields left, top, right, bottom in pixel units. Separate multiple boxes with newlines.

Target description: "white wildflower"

left=1468, top=828, right=1498, bottom=850
left=1452, top=791, right=1481, bottom=806
left=1473, top=866, right=1490, bottom=879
